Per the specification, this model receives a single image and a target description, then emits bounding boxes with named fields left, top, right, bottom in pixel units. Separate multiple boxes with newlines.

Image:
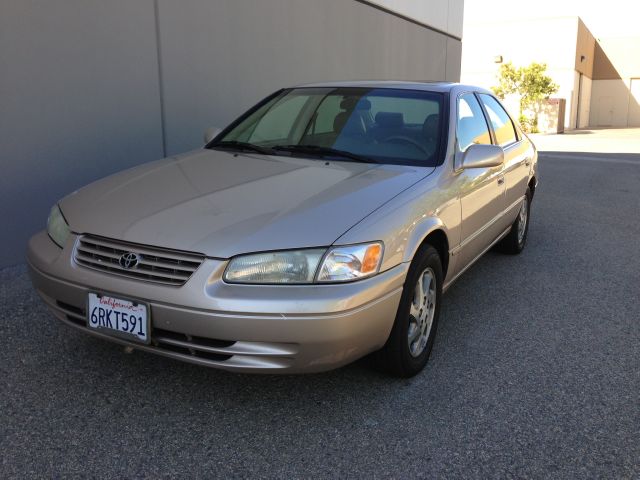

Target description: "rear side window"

left=457, top=94, right=491, bottom=152
left=479, top=94, right=518, bottom=147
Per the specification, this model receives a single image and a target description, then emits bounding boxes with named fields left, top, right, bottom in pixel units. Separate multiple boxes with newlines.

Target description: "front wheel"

left=496, top=187, right=531, bottom=254
left=373, top=245, right=443, bottom=377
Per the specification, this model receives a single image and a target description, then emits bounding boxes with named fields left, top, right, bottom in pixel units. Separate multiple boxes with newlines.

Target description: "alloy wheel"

left=407, top=267, right=437, bottom=357
left=517, top=196, right=529, bottom=244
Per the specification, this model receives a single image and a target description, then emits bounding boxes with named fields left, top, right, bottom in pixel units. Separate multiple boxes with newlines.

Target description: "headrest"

left=340, top=97, right=371, bottom=111
left=422, top=114, right=440, bottom=139
left=459, top=117, right=475, bottom=131
left=375, top=112, right=404, bottom=128
left=333, top=111, right=366, bottom=136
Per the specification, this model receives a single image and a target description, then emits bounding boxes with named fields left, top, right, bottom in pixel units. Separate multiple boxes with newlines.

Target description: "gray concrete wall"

left=1, top=0, right=462, bottom=268
left=158, top=0, right=461, bottom=154
left=1, top=0, right=164, bottom=268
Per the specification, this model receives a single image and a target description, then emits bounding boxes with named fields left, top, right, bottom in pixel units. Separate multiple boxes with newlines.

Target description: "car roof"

left=293, top=80, right=493, bottom=95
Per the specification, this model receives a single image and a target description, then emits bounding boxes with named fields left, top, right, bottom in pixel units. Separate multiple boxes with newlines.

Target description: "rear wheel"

left=496, top=187, right=531, bottom=254
left=373, top=245, right=443, bottom=377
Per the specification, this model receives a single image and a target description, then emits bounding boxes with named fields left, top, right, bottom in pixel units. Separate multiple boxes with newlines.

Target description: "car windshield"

left=210, top=87, right=446, bottom=166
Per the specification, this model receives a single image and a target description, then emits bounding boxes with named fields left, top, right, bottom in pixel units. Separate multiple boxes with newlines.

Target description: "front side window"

left=479, top=94, right=518, bottom=147
left=213, top=87, right=446, bottom=166
left=457, top=93, right=491, bottom=152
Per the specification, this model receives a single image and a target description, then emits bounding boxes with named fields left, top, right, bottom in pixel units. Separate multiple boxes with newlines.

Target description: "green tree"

left=492, top=62, right=558, bottom=132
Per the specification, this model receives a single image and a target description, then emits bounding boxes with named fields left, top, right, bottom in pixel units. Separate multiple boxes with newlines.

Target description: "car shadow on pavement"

left=3, top=255, right=505, bottom=419
left=12, top=250, right=516, bottom=420
left=540, top=151, right=640, bottom=162
left=5, top=155, right=639, bottom=477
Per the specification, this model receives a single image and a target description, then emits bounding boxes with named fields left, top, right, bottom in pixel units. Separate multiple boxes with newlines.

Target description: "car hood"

left=60, top=149, right=433, bottom=258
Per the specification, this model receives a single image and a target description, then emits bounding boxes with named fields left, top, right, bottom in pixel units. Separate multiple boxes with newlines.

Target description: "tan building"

left=461, top=16, right=640, bottom=130
left=590, top=37, right=640, bottom=127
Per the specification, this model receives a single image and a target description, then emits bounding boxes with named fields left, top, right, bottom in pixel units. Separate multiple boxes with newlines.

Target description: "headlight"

left=47, top=204, right=71, bottom=248
left=224, top=249, right=325, bottom=284
left=316, top=242, right=383, bottom=282
left=223, top=242, right=383, bottom=284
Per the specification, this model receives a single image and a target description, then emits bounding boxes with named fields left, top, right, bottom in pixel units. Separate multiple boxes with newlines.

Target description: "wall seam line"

left=153, top=0, right=167, bottom=157
left=354, top=0, right=462, bottom=41
left=445, top=0, right=450, bottom=79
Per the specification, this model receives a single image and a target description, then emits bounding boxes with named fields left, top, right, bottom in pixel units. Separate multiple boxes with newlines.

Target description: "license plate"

left=87, top=293, right=150, bottom=344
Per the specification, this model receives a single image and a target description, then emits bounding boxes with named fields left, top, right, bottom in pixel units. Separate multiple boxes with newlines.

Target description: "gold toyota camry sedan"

left=28, top=82, right=538, bottom=377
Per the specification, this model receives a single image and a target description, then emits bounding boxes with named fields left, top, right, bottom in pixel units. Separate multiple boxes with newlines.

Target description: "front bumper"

left=27, top=231, right=407, bottom=373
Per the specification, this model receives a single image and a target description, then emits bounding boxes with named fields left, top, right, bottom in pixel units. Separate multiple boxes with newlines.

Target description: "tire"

left=373, top=245, right=443, bottom=377
left=496, top=187, right=532, bottom=255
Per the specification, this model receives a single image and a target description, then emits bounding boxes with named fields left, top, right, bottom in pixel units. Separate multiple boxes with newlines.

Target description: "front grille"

left=74, top=235, right=204, bottom=286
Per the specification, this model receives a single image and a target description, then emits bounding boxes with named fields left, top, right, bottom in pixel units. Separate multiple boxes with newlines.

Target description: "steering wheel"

left=382, top=135, right=431, bottom=156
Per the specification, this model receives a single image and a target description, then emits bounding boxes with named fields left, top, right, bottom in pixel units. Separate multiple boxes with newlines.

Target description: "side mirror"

left=204, top=127, right=222, bottom=144
left=461, top=144, right=504, bottom=169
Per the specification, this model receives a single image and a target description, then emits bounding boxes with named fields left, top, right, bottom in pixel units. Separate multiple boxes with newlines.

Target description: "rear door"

left=478, top=94, right=530, bottom=228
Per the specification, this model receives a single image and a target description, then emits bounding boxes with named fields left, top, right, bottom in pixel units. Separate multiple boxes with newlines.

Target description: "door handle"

left=524, top=157, right=531, bottom=167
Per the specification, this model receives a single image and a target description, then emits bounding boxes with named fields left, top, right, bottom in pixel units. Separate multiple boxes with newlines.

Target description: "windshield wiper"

left=271, top=144, right=375, bottom=164
left=209, top=140, right=274, bottom=155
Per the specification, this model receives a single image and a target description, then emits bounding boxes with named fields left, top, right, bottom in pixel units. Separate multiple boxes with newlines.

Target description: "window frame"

left=454, top=90, right=493, bottom=154
left=476, top=93, right=521, bottom=148
left=207, top=87, right=451, bottom=167
left=246, top=93, right=316, bottom=144
left=204, top=88, right=287, bottom=148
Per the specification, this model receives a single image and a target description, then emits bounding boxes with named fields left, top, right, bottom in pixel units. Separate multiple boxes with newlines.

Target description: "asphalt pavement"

left=2, top=134, right=639, bottom=478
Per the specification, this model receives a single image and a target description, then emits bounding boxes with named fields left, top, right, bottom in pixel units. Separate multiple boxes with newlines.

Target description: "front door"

left=453, top=93, right=506, bottom=274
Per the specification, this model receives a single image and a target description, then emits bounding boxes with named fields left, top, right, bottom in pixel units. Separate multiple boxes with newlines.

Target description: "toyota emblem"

left=119, top=252, right=140, bottom=269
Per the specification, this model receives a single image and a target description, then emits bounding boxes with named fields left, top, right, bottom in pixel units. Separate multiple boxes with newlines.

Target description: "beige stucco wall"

left=578, top=75, right=592, bottom=128
left=590, top=78, right=640, bottom=127
left=593, top=37, right=640, bottom=80
left=590, top=37, right=640, bottom=127
left=461, top=16, right=587, bottom=129
left=462, top=17, right=579, bottom=81
left=575, top=18, right=595, bottom=76
left=461, top=17, right=596, bottom=129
